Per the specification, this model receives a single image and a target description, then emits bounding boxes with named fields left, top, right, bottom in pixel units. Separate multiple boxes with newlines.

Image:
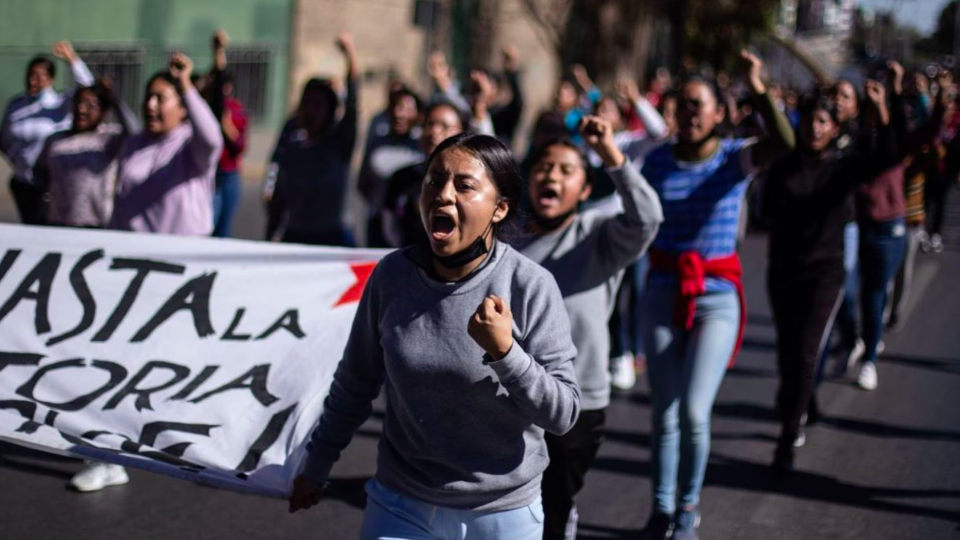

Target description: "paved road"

left=0, top=184, right=958, bottom=539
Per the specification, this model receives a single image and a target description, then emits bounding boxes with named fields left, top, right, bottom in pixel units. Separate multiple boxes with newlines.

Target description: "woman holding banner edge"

left=288, top=133, right=580, bottom=539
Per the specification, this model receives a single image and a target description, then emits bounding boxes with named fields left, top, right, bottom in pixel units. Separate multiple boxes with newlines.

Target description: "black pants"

left=542, top=409, right=606, bottom=540
left=9, top=178, right=46, bottom=225
left=925, top=176, right=952, bottom=236
left=768, top=268, right=843, bottom=448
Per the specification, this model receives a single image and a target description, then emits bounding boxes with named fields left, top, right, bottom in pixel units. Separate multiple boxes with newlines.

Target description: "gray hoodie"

left=513, top=162, right=663, bottom=411
left=302, top=241, right=580, bottom=511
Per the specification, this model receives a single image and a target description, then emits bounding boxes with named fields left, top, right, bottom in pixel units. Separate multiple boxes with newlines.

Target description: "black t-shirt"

left=383, top=161, right=428, bottom=247
left=766, top=122, right=899, bottom=278
left=765, top=151, right=854, bottom=278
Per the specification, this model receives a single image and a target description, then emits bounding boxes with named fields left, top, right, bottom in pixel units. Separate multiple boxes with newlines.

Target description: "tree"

left=918, top=0, right=958, bottom=56
left=518, top=0, right=780, bottom=84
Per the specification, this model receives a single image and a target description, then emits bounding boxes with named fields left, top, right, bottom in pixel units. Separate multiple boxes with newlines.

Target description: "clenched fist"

left=288, top=475, right=325, bottom=513
left=468, top=295, right=514, bottom=361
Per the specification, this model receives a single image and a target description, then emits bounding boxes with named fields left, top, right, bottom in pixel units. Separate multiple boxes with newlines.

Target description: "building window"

left=226, top=47, right=272, bottom=124
left=73, top=46, right=145, bottom=111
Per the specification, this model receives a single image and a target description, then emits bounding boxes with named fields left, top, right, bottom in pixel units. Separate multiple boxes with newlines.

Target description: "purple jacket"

left=112, top=87, right=223, bottom=236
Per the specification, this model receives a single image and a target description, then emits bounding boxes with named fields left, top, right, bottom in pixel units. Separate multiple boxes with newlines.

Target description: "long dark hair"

left=529, top=137, right=595, bottom=186
left=426, top=133, right=523, bottom=239
left=144, top=71, right=186, bottom=105
left=27, top=56, right=56, bottom=79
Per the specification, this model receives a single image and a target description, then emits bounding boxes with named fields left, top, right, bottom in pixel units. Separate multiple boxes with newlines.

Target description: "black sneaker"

left=772, top=444, right=795, bottom=476
left=639, top=511, right=675, bottom=540
left=673, top=506, right=701, bottom=540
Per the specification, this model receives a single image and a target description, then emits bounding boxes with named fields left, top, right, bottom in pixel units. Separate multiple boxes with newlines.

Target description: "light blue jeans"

left=360, top=480, right=544, bottom=540
left=642, top=288, right=740, bottom=514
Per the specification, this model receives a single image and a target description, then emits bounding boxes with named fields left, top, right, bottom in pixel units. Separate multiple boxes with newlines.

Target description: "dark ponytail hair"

left=799, top=91, right=840, bottom=125
left=681, top=76, right=725, bottom=108
left=27, top=56, right=56, bottom=79
left=74, top=79, right=116, bottom=114
left=144, top=71, right=186, bottom=104
left=426, top=133, right=523, bottom=239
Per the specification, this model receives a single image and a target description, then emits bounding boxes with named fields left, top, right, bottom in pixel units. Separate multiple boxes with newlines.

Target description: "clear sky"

left=857, top=0, right=953, bottom=35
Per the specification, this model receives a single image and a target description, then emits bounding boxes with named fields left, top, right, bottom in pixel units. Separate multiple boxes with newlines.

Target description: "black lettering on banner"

left=46, top=250, right=105, bottom=346
left=81, top=427, right=211, bottom=470
left=92, top=258, right=186, bottom=342
left=131, top=273, right=217, bottom=342
left=254, top=309, right=305, bottom=340
left=236, top=404, right=296, bottom=472
left=0, top=253, right=61, bottom=335
left=221, top=308, right=252, bottom=341
left=16, top=359, right=128, bottom=411
left=0, top=351, right=43, bottom=373
left=103, top=361, right=191, bottom=412
left=0, top=399, right=39, bottom=433
left=189, top=364, right=280, bottom=407
left=168, top=365, right=219, bottom=401
left=0, top=250, right=22, bottom=283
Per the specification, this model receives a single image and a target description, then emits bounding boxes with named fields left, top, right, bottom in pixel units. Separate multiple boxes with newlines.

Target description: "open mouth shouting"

left=536, top=185, right=561, bottom=208
left=430, top=211, right=458, bottom=242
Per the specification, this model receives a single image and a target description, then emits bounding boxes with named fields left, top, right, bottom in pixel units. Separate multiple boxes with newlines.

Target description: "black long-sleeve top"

left=490, top=71, right=524, bottom=145
left=765, top=121, right=899, bottom=277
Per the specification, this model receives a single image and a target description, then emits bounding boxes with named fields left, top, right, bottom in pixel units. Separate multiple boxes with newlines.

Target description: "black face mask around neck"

left=432, top=205, right=500, bottom=270
left=434, top=233, right=492, bottom=269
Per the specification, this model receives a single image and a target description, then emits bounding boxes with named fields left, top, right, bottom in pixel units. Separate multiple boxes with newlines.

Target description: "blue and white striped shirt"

left=641, top=137, right=756, bottom=292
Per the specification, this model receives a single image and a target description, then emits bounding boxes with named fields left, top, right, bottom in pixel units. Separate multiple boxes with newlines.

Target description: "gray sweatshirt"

left=302, top=241, right=580, bottom=511
left=514, top=162, right=663, bottom=411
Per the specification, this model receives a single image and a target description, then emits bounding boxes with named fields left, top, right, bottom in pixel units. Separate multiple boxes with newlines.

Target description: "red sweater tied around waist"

left=648, top=249, right=747, bottom=367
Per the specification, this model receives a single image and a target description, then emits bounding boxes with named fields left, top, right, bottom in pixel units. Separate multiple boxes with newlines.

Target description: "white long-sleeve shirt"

left=0, top=59, right=95, bottom=183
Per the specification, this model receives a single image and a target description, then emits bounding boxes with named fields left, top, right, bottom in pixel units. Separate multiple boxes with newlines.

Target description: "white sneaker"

left=877, top=340, right=885, bottom=356
left=834, top=338, right=865, bottom=377
left=69, top=463, right=129, bottom=492
left=931, top=234, right=944, bottom=253
left=610, top=353, right=637, bottom=391
left=794, top=413, right=808, bottom=447
left=857, top=362, right=878, bottom=391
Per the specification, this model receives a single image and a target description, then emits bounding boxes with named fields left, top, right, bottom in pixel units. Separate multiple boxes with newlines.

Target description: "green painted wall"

left=0, top=0, right=292, bottom=127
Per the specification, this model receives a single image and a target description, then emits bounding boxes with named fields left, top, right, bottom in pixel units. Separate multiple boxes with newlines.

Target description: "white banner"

left=0, top=224, right=385, bottom=498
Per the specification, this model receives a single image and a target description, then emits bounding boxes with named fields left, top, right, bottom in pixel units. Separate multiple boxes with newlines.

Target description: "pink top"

left=112, top=87, right=223, bottom=236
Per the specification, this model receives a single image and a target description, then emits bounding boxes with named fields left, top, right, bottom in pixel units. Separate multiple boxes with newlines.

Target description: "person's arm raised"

left=51, top=41, right=95, bottom=90
left=170, top=53, right=224, bottom=169
left=581, top=115, right=663, bottom=274
left=740, top=50, right=795, bottom=171
left=333, top=31, right=359, bottom=163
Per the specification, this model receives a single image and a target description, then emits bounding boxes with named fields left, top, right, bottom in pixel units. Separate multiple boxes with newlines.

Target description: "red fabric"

left=649, top=249, right=747, bottom=368
left=219, top=97, right=249, bottom=173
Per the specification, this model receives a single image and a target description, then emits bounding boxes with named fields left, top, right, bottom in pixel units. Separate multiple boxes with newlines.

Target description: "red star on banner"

left=334, top=262, right=377, bottom=307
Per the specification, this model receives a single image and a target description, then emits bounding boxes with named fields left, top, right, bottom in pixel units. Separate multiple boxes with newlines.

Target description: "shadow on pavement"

left=603, top=428, right=777, bottom=450
left=879, top=352, right=960, bottom=375
left=712, top=401, right=960, bottom=442
left=725, top=365, right=779, bottom=379
left=576, top=521, right=642, bottom=539
left=0, top=441, right=79, bottom=481
left=704, top=453, right=960, bottom=525
left=591, top=452, right=959, bottom=529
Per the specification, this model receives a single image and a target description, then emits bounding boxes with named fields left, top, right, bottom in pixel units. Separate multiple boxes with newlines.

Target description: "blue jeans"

left=859, top=218, right=906, bottom=364
left=360, top=480, right=544, bottom=540
left=623, top=255, right=651, bottom=356
left=213, top=169, right=241, bottom=238
left=642, top=288, right=740, bottom=514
